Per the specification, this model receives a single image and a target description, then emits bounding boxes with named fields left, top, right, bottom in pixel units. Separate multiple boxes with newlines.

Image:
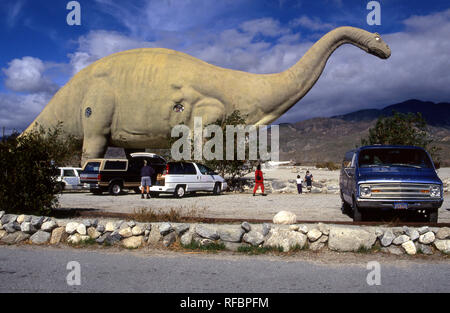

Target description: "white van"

left=150, top=162, right=227, bottom=198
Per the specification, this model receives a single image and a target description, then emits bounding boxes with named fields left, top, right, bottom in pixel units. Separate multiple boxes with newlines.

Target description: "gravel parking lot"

left=57, top=167, right=450, bottom=223
left=57, top=191, right=450, bottom=223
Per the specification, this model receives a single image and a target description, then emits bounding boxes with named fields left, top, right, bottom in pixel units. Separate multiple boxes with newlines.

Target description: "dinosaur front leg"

left=80, top=80, right=115, bottom=166
left=81, top=135, right=109, bottom=166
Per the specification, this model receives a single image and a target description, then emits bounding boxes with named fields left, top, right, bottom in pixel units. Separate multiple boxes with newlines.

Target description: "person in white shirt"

left=296, top=175, right=303, bottom=194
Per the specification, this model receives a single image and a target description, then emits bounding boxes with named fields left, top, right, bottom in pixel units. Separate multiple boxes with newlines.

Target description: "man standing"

left=141, top=160, right=154, bottom=199
left=305, top=170, right=313, bottom=192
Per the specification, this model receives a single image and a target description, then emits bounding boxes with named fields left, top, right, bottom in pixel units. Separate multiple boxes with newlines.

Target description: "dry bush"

left=131, top=205, right=206, bottom=223
left=315, top=162, right=340, bottom=171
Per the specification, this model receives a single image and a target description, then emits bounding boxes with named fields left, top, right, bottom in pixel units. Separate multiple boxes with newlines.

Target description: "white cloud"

left=0, top=92, right=52, bottom=133
left=6, top=0, right=23, bottom=28
left=290, top=16, right=335, bottom=31
left=240, top=18, right=290, bottom=37
left=95, top=0, right=251, bottom=36
left=3, top=56, right=59, bottom=93
left=67, top=17, right=295, bottom=75
left=1, top=56, right=61, bottom=133
left=68, top=30, right=158, bottom=75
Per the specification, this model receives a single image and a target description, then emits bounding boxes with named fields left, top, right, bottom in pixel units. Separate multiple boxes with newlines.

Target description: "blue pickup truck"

left=339, top=145, right=443, bottom=222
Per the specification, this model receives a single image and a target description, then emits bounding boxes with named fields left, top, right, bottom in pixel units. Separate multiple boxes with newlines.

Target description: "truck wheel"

left=174, top=185, right=185, bottom=198
left=352, top=197, right=363, bottom=222
left=213, top=183, right=221, bottom=195
left=109, top=182, right=122, bottom=196
left=428, top=210, right=438, bottom=223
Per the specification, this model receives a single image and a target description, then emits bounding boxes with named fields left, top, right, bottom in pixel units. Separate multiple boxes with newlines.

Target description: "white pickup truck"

left=150, top=162, right=227, bottom=198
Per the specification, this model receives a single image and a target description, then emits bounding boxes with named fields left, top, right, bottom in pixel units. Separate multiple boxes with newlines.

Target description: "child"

left=296, top=175, right=303, bottom=194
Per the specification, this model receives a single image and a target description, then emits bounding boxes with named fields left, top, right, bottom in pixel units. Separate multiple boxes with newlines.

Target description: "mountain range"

left=278, top=99, right=450, bottom=166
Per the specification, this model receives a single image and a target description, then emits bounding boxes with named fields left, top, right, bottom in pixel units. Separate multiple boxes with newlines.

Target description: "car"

left=54, top=167, right=86, bottom=193
left=150, top=161, right=228, bottom=198
left=79, top=153, right=166, bottom=195
left=339, top=145, right=443, bottom=222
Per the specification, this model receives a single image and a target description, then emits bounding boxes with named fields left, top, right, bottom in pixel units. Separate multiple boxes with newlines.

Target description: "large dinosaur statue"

left=23, top=26, right=390, bottom=164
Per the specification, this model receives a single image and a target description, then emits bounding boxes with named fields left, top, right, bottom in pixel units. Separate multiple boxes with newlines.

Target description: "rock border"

left=0, top=211, right=449, bottom=256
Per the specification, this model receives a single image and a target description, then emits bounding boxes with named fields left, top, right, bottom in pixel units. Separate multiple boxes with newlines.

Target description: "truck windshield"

left=358, top=148, right=433, bottom=169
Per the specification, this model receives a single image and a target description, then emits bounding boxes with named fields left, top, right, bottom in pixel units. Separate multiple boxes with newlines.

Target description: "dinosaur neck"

left=256, top=27, right=373, bottom=125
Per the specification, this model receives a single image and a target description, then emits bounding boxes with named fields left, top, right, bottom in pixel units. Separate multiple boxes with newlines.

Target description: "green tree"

left=0, top=123, right=81, bottom=215
left=361, top=111, right=440, bottom=162
left=203, top=110, right=258, bottom=187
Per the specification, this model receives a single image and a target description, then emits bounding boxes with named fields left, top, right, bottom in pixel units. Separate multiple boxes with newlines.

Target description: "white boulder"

left=273, top=211, right=297, bottom=225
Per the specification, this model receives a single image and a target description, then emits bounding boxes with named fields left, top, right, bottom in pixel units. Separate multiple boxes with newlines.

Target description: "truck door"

left=341, top=151, right=355, bottom=203
left=346, top=152, right=357, bottom=200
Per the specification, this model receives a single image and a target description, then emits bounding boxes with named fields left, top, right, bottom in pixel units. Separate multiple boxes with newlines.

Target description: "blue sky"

left=1, top=0, right=449, bottom=132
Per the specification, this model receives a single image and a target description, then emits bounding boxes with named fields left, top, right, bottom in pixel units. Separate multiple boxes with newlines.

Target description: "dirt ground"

left=57, top=167, right=450, bottom=223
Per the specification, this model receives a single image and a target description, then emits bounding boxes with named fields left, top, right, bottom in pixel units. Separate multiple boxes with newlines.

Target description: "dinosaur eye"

left=173, top=103, right=184, bottom=113
left=375, top=37, right=380, bottom=41
left=85, top=107, right=92, bottom=118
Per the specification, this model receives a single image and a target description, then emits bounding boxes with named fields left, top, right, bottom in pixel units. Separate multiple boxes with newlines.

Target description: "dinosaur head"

left=366, top=32, right=391, bottom=59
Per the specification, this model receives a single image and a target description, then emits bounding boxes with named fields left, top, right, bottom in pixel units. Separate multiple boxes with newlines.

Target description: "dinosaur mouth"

left=368, top=47, right=390, bottom=59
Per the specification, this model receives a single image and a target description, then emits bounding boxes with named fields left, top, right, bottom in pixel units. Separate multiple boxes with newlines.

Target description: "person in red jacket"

left=253, top=164, right=266, bottom=196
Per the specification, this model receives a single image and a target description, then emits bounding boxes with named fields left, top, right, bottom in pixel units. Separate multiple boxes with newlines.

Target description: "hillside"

left=279, top=100, right=450, bottom=166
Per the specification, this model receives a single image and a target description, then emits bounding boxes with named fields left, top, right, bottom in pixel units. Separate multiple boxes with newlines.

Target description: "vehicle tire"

left=150, top=192, right=159, bottom=198
left=174, top=185, right=185, bottom=198
left=213, top=183, right=221, bottom=195
left=134, top=187, right=141, bottom=194
left=109, top=182, right=123, bottom=196
left=352, top=197, right=363, bottom=222
left=428, top=209, right=438, bottom=223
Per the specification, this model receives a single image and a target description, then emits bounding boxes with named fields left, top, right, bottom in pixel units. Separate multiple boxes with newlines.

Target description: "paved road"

left=0, top=246, right=449, bottom=293
left=58, top=192, right=450, bottom=223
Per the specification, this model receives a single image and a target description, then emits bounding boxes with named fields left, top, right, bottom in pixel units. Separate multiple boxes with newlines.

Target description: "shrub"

left=315, top=162, right=340, bottom=171
left=181, top=240, right=226, bottom=251
left=361, top=111, right=441, bottom=163
left=0, top=123, right=81, bottom=215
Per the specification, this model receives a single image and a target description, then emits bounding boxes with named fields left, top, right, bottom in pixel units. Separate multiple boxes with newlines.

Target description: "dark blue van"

left=339, top=145, right=443, bottom=222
